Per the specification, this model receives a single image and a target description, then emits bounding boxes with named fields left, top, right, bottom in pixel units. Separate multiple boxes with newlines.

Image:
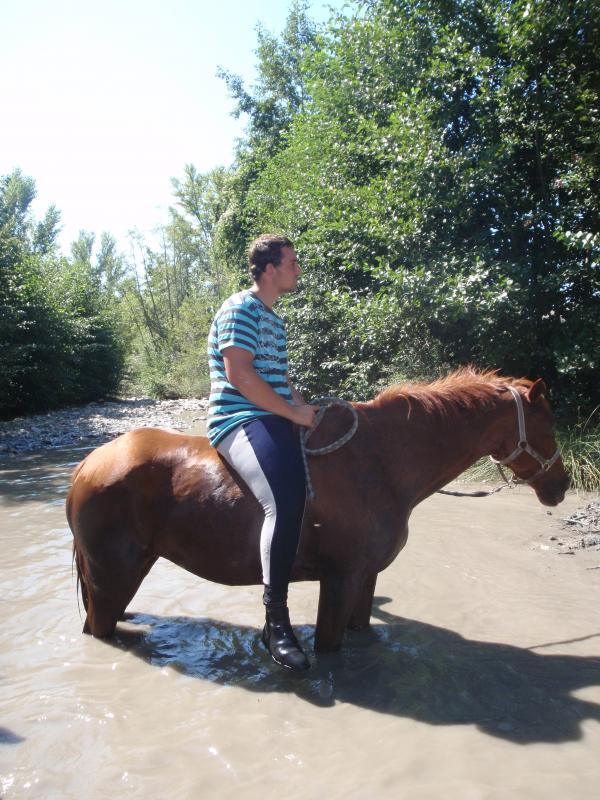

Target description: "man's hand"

left=223, top=346, right=317, bottom=427
left=289, top=403, right=318, bottom=428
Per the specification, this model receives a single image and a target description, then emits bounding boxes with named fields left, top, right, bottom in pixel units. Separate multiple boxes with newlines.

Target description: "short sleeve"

left=217, top=306, right=259, bottom=355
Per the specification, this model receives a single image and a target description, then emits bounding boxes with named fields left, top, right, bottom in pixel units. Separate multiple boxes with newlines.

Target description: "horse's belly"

left=376, top=524, right=409, bottom=572
left=155, top=498, right=265, bottom=586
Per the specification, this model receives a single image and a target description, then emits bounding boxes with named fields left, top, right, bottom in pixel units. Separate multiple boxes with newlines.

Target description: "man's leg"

left=218, top=416, right=309, bottom=671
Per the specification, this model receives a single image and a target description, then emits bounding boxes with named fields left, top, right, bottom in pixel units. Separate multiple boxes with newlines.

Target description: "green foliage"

left=218, top=0, right=317, bottom=151
left=0, top=170, right=125, bottom=417
left=121, top=166, right=238, bottom=398
left=556, top=411, right=600, bottom=493
left=231, top=0, right=600, bottom=418
left=5, top=0, right=599, bottom=461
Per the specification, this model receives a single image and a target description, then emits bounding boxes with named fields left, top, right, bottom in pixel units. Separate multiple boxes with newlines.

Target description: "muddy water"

left=1, top=439, right=600, bottom=799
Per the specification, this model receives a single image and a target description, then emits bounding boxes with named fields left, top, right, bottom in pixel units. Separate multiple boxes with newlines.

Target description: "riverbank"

left=0, top=397, right=208, bottom=454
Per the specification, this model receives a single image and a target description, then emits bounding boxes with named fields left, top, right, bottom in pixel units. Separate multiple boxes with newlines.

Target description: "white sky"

left=1, top=0, right=348, bottom=254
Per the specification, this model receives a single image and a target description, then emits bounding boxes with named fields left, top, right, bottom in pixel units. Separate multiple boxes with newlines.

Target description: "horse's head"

left=492, top=379, right=570, bottom=507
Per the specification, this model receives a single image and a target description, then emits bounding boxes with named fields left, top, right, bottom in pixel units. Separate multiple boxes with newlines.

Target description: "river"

left=1, top=434, right=599, bottom=799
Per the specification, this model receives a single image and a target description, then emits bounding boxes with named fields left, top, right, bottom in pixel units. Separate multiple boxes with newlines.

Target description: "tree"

left=95, top=232, right=127, bottom=296
left=214, top=1, right=320, bottom=279
left=121, top=165, right=239, bottom=398
left=233, top=0, right=599, bottom=417
left=0, top=170, right=125, bottom=416
left=218, top=0, right=317, bottom=152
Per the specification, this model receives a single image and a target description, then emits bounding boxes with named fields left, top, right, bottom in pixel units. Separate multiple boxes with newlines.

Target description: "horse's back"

left=67, top=428, right=229, bottom=532
left=70, top=426, right=217, bottom=484
left=66, top=427, right=266, bottom=582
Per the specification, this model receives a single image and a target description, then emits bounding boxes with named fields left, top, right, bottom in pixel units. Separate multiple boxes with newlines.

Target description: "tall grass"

left=556, top=410, right=600, bottom=493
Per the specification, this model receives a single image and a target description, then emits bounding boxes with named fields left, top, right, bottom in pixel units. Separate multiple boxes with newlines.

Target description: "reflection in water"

left=110, top=599, right=600, bottom=745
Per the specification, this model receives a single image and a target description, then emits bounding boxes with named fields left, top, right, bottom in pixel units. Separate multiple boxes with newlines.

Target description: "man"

left=207, top=234, right=317, bottom=671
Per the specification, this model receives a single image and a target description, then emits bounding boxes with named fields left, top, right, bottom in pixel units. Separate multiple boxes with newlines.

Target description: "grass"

left=460, top=412, right=600, bottom=494
left=556, top=414, right=600, bottom=494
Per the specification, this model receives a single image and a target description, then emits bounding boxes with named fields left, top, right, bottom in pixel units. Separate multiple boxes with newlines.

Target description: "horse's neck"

left=366, top=393, right=503, bottom=506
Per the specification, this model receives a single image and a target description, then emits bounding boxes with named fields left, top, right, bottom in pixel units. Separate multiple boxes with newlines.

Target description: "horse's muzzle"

left=537, top=473, right=570, bottom=506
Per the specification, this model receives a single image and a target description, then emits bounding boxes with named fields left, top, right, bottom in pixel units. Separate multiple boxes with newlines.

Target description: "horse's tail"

left=66, top=456, right=90, bottom=616
left=65, top=455, right=88, bottom=530
left=72, top=539, right=89, bottom=615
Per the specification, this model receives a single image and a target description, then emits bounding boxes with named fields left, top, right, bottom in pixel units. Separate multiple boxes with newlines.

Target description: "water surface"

left=1, top=445, right=599, bottom=798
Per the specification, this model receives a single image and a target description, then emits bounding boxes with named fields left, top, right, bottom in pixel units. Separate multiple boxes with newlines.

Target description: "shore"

left=0, top=397, right=209, bottom=454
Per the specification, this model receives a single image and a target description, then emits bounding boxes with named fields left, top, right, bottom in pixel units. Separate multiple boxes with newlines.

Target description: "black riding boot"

left=262, top=601, right=310, bottom=672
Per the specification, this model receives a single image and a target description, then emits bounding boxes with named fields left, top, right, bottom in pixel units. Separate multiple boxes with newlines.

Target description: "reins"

left=301, top=386, right=561, bottom=502
left=436, top=466, right=517, bottom=497
left=300, top=398, right=359, bottom=500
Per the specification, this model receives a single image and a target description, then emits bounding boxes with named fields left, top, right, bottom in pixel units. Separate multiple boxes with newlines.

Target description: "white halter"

left=490, top=386, right=561, bottom=486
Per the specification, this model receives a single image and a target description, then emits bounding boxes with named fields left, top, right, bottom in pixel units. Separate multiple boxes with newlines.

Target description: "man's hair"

left=248, top=234, right=294, bottom=280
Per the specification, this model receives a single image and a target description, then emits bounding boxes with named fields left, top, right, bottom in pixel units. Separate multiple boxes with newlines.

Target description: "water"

left=1, top=444, right=600, bottom=798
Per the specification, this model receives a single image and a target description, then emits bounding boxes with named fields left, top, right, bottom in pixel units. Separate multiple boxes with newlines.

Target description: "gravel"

left=557, top=501, right=600, bottom=551
left=0, top=397, right=209, bottom=455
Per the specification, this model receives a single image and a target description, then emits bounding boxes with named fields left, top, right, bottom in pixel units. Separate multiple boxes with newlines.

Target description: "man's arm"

left=223, top=347, right=317, bottom=428
left=287, top=374, right=305, bottom=407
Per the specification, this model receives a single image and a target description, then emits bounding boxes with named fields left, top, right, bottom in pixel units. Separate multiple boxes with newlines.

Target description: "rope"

left=300, top=397, right=359, bottom=500
left=299, top=392, right=536, bottom=502
left=436, top=463, right=517, bottom=498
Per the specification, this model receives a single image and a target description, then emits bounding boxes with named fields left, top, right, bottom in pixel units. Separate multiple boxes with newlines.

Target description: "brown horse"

left=67, top=368, right=569, bottom=653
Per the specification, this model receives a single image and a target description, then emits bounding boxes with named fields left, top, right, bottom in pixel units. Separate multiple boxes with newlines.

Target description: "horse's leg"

left=81, top=546, right=156, bottom=638
left=347, top=572, right=377, bottom=631
left=314, top=572, right=365, bottom=653
left=117, top=556, right=158, bottom=620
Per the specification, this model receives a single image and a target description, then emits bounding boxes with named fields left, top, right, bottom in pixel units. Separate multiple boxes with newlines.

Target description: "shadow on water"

left=0, top=727, right=25, bottom=745
left=102, top=597, right=600, bottom=745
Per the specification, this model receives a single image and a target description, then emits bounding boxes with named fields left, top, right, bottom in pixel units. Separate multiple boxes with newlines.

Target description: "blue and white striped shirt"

left=207, top=290, right=293, bottom=446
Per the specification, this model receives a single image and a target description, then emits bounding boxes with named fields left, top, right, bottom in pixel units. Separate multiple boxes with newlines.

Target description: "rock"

left=0, top=397, right=209, bottom=455
left=554, top=502, right=600, bottom=552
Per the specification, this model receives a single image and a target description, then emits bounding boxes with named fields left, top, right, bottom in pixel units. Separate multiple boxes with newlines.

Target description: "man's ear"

left=526, top=378, right=547, bottom=403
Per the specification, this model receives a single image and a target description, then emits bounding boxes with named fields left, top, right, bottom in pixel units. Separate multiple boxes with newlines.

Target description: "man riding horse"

left=207, top=234, right=316, bottom=672
left=68, top=243, right=569, bottom=668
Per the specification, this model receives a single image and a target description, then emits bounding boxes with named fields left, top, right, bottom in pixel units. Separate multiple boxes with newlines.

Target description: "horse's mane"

left=369, top=366, right=532, bottom=418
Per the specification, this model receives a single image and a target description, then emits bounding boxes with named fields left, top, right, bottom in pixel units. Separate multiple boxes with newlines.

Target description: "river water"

left=1, top=437, right=600, bottom=799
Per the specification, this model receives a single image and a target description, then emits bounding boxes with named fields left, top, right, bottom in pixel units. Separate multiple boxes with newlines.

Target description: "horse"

left=67, top=368, right=569, bottom=653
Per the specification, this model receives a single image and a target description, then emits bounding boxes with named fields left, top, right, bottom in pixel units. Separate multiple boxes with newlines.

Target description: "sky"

left=1, top=0, right=349, bottom=254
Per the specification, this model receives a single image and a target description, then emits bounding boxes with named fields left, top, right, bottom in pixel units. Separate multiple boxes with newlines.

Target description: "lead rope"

left=300, top=387, right=560, bottom=501
left=300, top=398, right=359, bottom=500
left=436, top=465, right=517, bottom=498
left=300, top=398, right=512, bottom=501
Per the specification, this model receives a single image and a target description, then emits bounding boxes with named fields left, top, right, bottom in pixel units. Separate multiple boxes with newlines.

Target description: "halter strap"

left=490, top=386, right=561, bottom=485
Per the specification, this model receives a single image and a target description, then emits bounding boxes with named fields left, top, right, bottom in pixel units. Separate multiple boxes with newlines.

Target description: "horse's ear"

left=526, top=378, right=547, bottom=403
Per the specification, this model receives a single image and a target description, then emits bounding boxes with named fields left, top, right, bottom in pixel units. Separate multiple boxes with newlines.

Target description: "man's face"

left=273, top=246, right=301, bottom=294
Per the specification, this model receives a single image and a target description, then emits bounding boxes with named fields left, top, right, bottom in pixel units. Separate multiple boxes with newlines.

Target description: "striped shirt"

left=207, top=290, right=293, bottom=446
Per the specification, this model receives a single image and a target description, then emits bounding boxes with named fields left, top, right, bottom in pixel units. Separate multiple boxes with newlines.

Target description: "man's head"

left=248, top=234, right=300, bottom=296
left=248, top=234, right=294, bottom=280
